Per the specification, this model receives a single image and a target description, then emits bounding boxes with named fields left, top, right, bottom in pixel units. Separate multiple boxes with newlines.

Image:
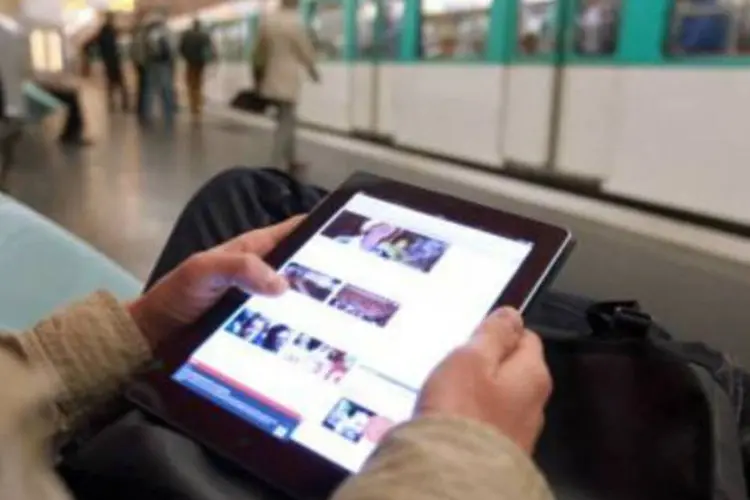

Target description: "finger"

left=219, top=215, right=306, bottom=255
left=467, top=307, right=524, bottom=365
left=193, top=251, right=288, bottom=295
left=498, top=332, right=552, bottom=400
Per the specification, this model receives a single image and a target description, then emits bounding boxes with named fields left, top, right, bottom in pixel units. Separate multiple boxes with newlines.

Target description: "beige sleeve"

left=293, top=23, right=317, bottom=73
left=0, top=291, right=151, bottom=435
left=333, top=416, right=554, bottom=500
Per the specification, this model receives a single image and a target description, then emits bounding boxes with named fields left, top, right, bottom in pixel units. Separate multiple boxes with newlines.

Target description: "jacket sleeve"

left=333, top=416, right=555, bottom=500
left=293, top=23, right=317, bottom=75
left=0, top=291, right=151, bottom=435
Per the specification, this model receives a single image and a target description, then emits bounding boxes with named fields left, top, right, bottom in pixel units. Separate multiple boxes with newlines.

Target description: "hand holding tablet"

left=419, top=307, right=552, bottom=454
left=128, top=173, right=573, bottom=499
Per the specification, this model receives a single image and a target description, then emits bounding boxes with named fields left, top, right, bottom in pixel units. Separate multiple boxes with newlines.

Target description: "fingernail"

left=496, top=307, right=517, bottom=317
left=265, top=273, right=288, bottom=294
left=494, top=307, right=523, bottom=331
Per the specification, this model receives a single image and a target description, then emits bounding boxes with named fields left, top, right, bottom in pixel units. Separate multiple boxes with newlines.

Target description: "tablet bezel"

left=128, top=172, right=573, bottom=500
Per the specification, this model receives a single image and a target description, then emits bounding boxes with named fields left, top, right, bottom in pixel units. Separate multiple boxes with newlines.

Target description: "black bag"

left=230, top=89, right=269, bottom=114
left=528, top=298, right=749, bottom=500
left=58, top=171, right=750, bottom=500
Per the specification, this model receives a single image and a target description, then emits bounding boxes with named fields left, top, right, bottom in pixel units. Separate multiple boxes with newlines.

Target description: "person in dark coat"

left=95, top=11, right=129, bottom=111
left=179, top=19, right=215, bottom=117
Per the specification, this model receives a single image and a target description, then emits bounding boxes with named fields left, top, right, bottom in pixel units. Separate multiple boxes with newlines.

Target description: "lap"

left=146, top=167, right=326, bottom=289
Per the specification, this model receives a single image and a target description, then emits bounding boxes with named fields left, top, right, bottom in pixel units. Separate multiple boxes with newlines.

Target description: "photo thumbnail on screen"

left=328, top=284, right=400, bottom=327
left=281, top=262, right=343, bottom=303
left=225, top=308, right=292, bottom=353
left=322, top=399, right=394, bottom=444
left=281, top=333, right=357, bottom=384
left=225, top=309, right=271, bottom=341
left=226, top=308, right=358, bottom=384
left=321, top=211, right=449, bottom=273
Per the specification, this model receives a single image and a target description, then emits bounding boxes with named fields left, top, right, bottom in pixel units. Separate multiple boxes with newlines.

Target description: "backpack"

left=57, top=169, right=750, bottom=500
left=527, top=297, right=749, bottom=500
left=146, top=27, right=173, bottom=63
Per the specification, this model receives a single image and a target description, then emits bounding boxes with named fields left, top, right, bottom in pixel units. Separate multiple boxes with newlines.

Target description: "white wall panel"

left=504, top=66, right=555, bottom=168
left=298, top=62, right=352, bottom=131
left=605, top=69, right=750, bottom=225
left=375, top=64, right=398, bottom=137
left=389, top=65, right=506, bottom=166
left=350, top=62, right=398, bottom=137
left=556, top=68, right=621, bottom=179
left=350, top=62, right=375, bottom=131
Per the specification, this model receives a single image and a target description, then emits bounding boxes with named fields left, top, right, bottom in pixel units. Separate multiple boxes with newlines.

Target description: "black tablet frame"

left=128, top=172, right=574, bottom=500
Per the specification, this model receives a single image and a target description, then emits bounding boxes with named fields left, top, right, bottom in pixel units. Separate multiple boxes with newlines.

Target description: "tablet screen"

left=172, top=193, right=533, bottom=473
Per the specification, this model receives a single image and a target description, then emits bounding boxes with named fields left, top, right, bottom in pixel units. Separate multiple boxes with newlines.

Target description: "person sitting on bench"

left=0, top=169, right=552, bottom=500
left=34, top=74, right=91, bottom=147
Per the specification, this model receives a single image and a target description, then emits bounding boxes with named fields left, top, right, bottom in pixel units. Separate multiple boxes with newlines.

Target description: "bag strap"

left=586, top=300, right=666, bottom=340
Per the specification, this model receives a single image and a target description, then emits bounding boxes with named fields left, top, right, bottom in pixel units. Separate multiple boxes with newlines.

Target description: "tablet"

left=128, top=172, right=573, bottom=500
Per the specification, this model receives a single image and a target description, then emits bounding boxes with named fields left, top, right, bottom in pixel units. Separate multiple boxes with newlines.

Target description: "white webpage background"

left=184, top=193, right=532, bottom=471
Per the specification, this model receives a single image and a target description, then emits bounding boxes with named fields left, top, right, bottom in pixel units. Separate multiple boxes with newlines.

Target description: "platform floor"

left=4, top=87, right=750, bottom=366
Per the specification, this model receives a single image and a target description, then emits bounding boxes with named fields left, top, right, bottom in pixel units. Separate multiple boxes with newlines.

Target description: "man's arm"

left=0, top=291, right=150, bottom=435
left=333, top=417, right=553, bottom=500
left=293, top=24, right=319, bottom=81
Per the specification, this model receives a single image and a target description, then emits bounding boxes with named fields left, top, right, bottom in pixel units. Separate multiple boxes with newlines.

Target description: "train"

left=168, top=0, right=750, bottom=229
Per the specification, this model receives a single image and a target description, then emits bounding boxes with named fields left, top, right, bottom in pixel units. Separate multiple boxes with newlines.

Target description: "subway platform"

left=3, top=86, right=750, bottom=366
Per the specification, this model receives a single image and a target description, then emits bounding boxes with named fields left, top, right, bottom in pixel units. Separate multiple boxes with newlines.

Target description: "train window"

left=310, top=2, right=346, bottom=59
left=420, top=0, right=492, bottom=59
left=574, top=0, right=621, bottom=56
left=517, top=0, right=557, bottom=55
left=358, top=0, right=405, bottom=58
left=667, top=0, right=750, bottom=55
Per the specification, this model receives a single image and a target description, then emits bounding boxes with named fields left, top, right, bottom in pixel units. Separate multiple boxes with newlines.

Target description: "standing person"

left=130, top=9, right=151, bottom=123
left=144, top=9, right=177, bottom=127
left=94, top=11, right=129, bottom=111
left=179, top=19, right=215, bottom=118
left=253, top=0, right=320, bottom=175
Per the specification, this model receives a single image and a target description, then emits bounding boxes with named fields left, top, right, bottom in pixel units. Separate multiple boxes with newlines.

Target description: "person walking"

left=94, top=11, right=129, bottom=111
left=130, top=9, right=151, bottom=122
left=179, top=19, right=215, bottom=118
left=253, top=0, right=319, bottom=175
left=144, top=9, right=177, bottom=127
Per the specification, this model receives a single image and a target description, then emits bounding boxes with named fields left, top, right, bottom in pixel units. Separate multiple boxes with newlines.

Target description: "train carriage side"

left=544, top=0, right=750, bottom=226
left=372, top=0, right=510, bottom=166
left=595, top=0, right=750, bottom=226
left=298, top=0, right=356, bottom=131
left=192, top=0, right=750, bottom=228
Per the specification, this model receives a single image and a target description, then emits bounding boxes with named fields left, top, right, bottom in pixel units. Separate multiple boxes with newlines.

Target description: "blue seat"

left=0, top=193, right=142, bottom=331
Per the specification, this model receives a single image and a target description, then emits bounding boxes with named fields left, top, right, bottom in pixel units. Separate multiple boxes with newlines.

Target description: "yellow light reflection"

left=30, top=30, right=47, bottom=71
left=46, top=32, right=63, bottom=72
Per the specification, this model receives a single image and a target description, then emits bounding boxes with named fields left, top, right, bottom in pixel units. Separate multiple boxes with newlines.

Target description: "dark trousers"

left=145, top=167, right=326, bottom=289
left=135, top=64, right=148, bottom=120
left=43, top=87, right=84, bottom=141
left=105, top=61, right=129, bottom=112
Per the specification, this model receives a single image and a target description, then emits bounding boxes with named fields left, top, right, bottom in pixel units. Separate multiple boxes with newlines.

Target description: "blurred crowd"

left=83, top=8, right=215, bottom=129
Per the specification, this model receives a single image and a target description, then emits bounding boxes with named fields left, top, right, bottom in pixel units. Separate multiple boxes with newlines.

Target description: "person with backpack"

left=0, top=168, right=554, bottom=500
left=179, top=19, right=215, bottom=118
left=143, top=9, right=176, bottom=127
left=130, top=9, right=152, bottom=123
